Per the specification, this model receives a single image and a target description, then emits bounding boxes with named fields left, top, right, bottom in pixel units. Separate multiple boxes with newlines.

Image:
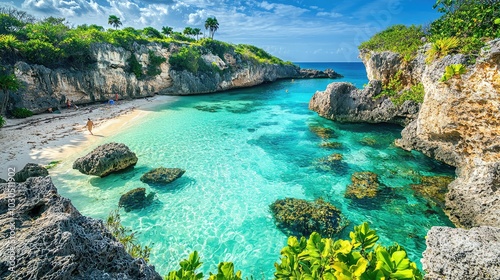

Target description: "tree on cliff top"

left=161, top=26, right=173, bottom=37
left=108, top=15, right=122, bottom=30
left=204, top=17, right=219, bottom=39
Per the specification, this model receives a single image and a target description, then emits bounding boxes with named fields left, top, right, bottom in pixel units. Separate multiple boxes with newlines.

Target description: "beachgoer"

left=48, top=107, right=53, bottom=113
left=86, top=118, right=94, bottom=135
left=115, top=93, right=119, bottom=102
left=66, top=99, right=71, bottom=108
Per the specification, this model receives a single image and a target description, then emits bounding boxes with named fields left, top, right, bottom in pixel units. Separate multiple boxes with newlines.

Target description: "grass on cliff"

left=0, top=8, right=291, bottom=72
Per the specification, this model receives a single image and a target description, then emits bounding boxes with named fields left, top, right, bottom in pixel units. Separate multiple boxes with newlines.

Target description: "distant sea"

left=52, top=61, right=453, bottom=278
left=295, top=62, right=368, bottom=88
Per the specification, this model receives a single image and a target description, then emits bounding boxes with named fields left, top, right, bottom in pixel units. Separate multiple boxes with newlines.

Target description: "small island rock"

left=73, top=142, right=138, bottom=177
left=119, top=188, right=155, bottom=212
left=14, top=163, right=49, bottom=182
left=270, top=198, right=348, bottom=237
left=140, top=167, right=185, bottom=185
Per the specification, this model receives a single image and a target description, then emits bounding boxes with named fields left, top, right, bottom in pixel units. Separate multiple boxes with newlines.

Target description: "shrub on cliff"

left=358, top=25, right=425, bottom=61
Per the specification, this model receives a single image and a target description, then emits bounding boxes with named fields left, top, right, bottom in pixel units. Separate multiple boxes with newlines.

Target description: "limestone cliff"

left=9, top=42, right=304, bottom=113
left=0, top=177, right=162, bottom=279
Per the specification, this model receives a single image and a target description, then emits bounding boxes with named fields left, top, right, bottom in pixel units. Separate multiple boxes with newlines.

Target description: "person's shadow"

left=91, top=134, right=105, bottom=137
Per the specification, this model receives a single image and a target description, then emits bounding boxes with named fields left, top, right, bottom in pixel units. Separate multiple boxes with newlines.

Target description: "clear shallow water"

left=52, top=62, right=454, bottom=278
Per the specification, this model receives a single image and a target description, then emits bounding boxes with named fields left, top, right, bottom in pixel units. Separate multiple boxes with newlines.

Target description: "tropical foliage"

left=204, top=17, right=219, bottom=39
left=425, top=37, right=460, bottom=63
left=108, top=15, right=122, bottom=30
left=440, top=64, right=467, bottom=82
left=105, top=210, right=152, bottom=262
left=0, top=115, right=5, bottom=128
left=0, top=69, right=20, bottom=115
left=161, top=223, right=422, bottom=280
left=10, top=107, right=33, bottom=118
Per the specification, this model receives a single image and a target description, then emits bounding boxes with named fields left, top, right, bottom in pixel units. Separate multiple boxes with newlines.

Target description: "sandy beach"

left=0, top=96, right=178, bottom=179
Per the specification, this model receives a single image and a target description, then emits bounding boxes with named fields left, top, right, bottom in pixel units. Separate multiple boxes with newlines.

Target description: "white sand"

left=0, top=96, right=177, bottom=177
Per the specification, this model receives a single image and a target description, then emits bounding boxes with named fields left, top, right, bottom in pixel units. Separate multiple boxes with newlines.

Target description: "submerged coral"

left=270, top=198, right=348, bottom=237
left=345, top=171, right=381, bottom=199
left=411, top=175, right=454, bottom=207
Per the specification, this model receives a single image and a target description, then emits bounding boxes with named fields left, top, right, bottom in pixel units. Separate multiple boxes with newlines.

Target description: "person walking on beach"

left=86, top=118, right=94, bottom=135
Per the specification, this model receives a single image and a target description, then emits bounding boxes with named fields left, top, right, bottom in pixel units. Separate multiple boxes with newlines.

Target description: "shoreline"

left=0, top=95, right=178, bottom=178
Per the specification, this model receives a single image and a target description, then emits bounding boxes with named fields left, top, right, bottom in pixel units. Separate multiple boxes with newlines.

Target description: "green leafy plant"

left=169, top=46, right=202, bottom=73
left=127, top=53, right=143, bottom=78
left=426, top=37, right=459, bottom=63
left=146, top=50, right=166, bottom=76
left=208, top=262, right=243, bottom=280
left=105, top=209, right=152, bottom=262
left=44, top=160, right=62, bottom=169
left=11, top=107, right=33, bottom=118
left=391, top=83, right=425, bottom=106
left=358, top=25, right=425, bottom=61
left=440, top=64, right=467, bottom=82
left=0, top=115, right=5, bottom=128
left=274, top=222, right=423, bottom=280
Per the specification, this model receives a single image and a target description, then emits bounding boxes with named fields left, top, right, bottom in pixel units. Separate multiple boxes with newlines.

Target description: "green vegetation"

left=44, top=160, right=62, bottom=170
left=236, top=44, right=291, bottom=65
left=204, top=17, right=219, bottom=39
left=440, top=64, right=467, bottom=82
left=0, top=115, right=5, bottom=128
left=108, top=15, right=122, bottom=30
left=0, top=69, right=20, bottom=115
left=358, top=25, right=425, bottom=61
left=392, top=84, right=425, bottom=106
left=426, top=37, right=459, bottom=63
left=162, top=223, right=422, bottom=280
left=147, top=50, right=167, bottom=76
left=105, top=210, right=152, bottom=262
left=373, top=71, right=425, bottom=106
left=11, top=107, right=33, bottom=118
left=169, top=46, right=203, bottom=73
left=127, top=53, right=143, bottom=78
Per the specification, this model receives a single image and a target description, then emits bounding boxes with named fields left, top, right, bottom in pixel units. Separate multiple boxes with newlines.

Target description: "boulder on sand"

left=73, top=142, right=138, bottom=177
left=14, top=163, right=49, bottom=182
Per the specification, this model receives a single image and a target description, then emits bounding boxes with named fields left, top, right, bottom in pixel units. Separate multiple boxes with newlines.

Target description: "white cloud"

left=187, top=9, right=207, bottom=25
left=21, top=0, right=103, bottom=16
left=317, top=11, right=342, bottom=18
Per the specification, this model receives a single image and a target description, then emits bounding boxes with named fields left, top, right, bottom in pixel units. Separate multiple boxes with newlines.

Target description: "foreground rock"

left=119, top=188, right=155, bottom=212
left=422, top=226, right=500, bottom=280
left=308, top=80, right=419, bottom=126
left=140, top=167, right=185, bottom=185
left=345, top=171, right=381, bottom=199
left=13, top=163, right=49, bottom=182
left=270, top=198, right=348, bottom=237
left=73, top=142, right=138, bottom=177
left=0, top=177, right=162, bottom=279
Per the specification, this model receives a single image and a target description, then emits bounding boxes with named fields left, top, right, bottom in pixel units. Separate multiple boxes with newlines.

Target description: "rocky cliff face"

left=308, top=80, right=419, bottom=126
left=9, top=42, right=302, bottom=113
left=0, top=177, right=162, bottom=279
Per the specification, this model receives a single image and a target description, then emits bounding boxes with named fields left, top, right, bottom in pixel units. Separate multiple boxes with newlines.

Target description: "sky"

left=1, top=0, right=442, bottom=62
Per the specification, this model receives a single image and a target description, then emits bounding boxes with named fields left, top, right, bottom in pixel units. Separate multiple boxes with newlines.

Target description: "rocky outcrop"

left=119, top=188, right=155, bottom=212
left=396, top=39, right=500, bottom=228
left=140, top=167, right=185, bottom=186
left=298, top=68, right=343, bottom=79
left=422, top=226, right=500, bottom=280
left=345, top=172, right=381, bottom=199
left=13, top=163, right=49, bottom=182
left=0, top=177, right=162, bottom=279
left=270, top=198, right=348, bottom=238
left=73, top=142, right=138, bottom=177
left=308, top=80, right=420, bottom=126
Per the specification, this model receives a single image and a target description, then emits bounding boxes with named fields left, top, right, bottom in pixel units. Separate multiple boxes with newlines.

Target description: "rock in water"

left=13, top=163, right=49, bottom=182
left=73, top=142, right=138, bottom=177
left=119, top=188, right=155, bottom=212
left=345, top=172, right=381, bottom=199
left=0, top=177, right=162, bottom=279
left=270, top=198, right=348, bottom=237
left=422, top=226, right=500, bottom=280
left=140, top=167, right=185, bottom=185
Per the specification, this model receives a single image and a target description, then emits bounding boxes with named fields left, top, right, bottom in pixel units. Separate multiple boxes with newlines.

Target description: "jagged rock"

left=73, top=142, right=138, bottom=177
left=270, top=198, right=348, bottom=237
left=298, top=68, right=343, bottom=79
left=0, top=178, right=7, bottom=183
left=140, top=167, right=185, bottom=185
left=0, top=177, right=162, bottom=280
left=13, top=163, right=49, bottom=182
left=345, top=172, right=380, bottom=199
left=422, top=226, right=500, bottom=280
left=308, top=80, right=420, bottom=126
left=119, top=188, right=155, bottom=212
left=411, top=175, right=454, bottom=207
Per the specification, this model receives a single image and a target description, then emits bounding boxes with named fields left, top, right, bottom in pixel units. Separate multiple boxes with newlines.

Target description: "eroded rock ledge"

left=0, top=177, right=162, bottom=279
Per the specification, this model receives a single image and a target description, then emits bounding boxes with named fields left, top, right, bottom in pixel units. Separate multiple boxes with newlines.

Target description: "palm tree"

left=193, top=28, right=202, bottom=40
left=183, top=27, right=193, bottom=37
left=108, top=15, right=122, bottom=30
left=204, top=17, right=219, bottom=39
left=0, top=72, right=20, bottom=116
left=161, top=26, right=173, bottom=37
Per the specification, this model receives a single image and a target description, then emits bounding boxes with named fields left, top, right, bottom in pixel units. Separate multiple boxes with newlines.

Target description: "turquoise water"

left=52, top=62, right=454, bottom=277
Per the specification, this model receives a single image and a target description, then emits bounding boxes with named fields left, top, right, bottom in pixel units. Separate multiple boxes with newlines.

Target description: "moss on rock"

left=270, top=198, right=349, bottom=237
left=140, top=167, right=185, bottom=186
left=345, top=171, right=381, bottom=199
left=411, top=175, right=454, bottom=207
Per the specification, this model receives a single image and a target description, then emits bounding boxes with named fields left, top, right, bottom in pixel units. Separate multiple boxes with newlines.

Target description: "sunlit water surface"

left=52, top=62, right=454, bottom=277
